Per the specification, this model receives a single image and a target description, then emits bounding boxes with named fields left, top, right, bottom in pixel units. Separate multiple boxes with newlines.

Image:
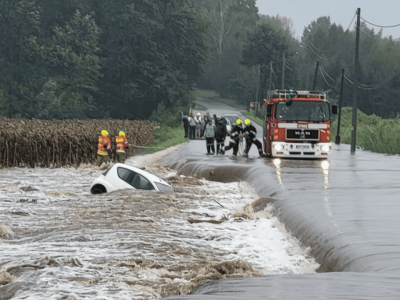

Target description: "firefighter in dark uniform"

left=215, top=118, right=227, bottom=155
left=243, top=119, right=266, bottom=157
left=221, top=119, right=243, bottom=156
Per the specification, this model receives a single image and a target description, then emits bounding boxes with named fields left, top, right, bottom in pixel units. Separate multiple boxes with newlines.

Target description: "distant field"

left=242, top=111, right=264, bottom=126
left=193, top=89, right=244, bottom=110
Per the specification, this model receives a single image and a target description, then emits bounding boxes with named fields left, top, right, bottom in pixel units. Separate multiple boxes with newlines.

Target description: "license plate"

left=296, top=145, right=310, bottom=149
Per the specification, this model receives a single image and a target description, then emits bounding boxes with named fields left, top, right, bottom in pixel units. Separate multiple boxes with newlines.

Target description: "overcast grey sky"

left=256, top=0, right=400, bottom=40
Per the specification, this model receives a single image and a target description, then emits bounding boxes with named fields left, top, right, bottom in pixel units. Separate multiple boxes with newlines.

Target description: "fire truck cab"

left=263, top=89, right=337, bottom=159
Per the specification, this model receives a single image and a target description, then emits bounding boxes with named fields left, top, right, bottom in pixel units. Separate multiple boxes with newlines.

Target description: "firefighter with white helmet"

left=243, top=119, right=266, bottom=157
left=221, top=118, right=243, bottom=156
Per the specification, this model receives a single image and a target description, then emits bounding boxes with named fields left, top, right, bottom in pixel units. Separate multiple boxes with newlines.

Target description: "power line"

left=358, top=25, right=383, bottom=41
left=283, top=56, right=292, bottom=67
left=309, top=40, right=328, bottom=52
left=346, top=13, right=357, bottom=32
left=360, top=16, right=400, bottom=28
left=343, top=72, right=399, bottom=90
left=306, top=44, right=329, bottom=61
left=284, top=60, right=293, bottom=71
left=320, top=66, right=336, bottom=82
left=319, top=67, right=336, bottom=89
left=343, top=73, right=355, bottom=85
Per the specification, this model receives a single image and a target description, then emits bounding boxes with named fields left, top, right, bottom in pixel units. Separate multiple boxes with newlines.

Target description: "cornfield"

left=0, top=118, right=156, bottom=168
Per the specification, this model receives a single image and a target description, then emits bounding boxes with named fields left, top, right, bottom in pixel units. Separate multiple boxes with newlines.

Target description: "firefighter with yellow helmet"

left=115, top=130, right=129, bottom=163
left=243, top=119, right=266, bottom=157
left=221, top=118, right=243, bottom=156
left=96, top=130, right=112, bottom=167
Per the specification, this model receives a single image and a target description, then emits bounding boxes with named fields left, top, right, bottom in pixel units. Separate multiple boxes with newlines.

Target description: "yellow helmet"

left=236, top=119, right=242, bottom=125
left=244, top=119, right=251, bottom=126
left=119, top=131, right=125, bottom=136
left=101, top=130, right=109, bottom=136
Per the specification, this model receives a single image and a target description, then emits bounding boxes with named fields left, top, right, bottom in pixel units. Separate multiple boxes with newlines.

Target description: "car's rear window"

left=130, top=174, right=155, bottom=191
left=224, top=115, right=239, bottom=125
left=102, top=166, right=112, bottom=176
left=117, top=167, right=131, bottom=181
left=155, top=182, right=174, bottom=193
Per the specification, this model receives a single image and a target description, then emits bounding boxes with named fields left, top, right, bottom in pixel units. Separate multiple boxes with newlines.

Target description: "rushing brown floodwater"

left=0, top=145, right=318, bottom=299
left=163, top=139, right=400, bottom=299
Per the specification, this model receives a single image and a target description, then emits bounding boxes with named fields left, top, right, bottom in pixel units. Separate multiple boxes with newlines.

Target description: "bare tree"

left=201, top=0, right=236, bottom=75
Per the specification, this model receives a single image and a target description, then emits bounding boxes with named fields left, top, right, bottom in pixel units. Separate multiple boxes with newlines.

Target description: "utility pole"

left=282, top=52, right=285, bottom=89
left=312, top=61, right=320, bottom=90
left=255, top=64, right=260, bottom=115
left=268, top=62, right=273, bottom=92
left=351, top=8, right=361, bottom=154
left=335, top=69, right=345, bottom=145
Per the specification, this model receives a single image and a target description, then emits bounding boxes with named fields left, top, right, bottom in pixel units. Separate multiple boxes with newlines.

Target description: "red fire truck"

left=263, top=89, right=337, bottom=158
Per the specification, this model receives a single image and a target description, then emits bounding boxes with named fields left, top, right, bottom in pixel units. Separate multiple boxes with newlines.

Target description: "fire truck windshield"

left=275, top=101, right=330, bottom=122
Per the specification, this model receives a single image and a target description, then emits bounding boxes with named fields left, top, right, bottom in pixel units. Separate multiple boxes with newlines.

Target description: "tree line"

left=0, top=0, right=207, bottom=121
left=199, top=3, right=400, bottom=119
left=1, top=0, right=400, bottom=121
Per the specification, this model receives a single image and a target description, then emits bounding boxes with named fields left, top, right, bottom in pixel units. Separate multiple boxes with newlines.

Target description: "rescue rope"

left=131, top=145, right=171, bottom=149
left=238, top=139, right=244, bottom=156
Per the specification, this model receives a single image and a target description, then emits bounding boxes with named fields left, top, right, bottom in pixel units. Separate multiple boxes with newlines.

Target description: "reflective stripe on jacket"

left=115, top=135, right=127, bottom=153
left=97, top=135, right=111, bottom=155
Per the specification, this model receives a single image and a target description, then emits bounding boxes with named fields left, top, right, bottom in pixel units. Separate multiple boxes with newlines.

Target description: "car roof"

left=222, top=114, right=240, bottom=117
left=112, top=163, right=171, bottom=186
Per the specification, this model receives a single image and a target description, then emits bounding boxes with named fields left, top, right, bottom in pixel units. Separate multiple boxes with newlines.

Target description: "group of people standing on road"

left=182, top=112, right=226, bottom=140
left=96, top=130, right=129, bottom=167
left=183, top=112, right=265, bottom=157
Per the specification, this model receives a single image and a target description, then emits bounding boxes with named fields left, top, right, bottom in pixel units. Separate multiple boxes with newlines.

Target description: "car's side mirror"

left=266, top=104, right=272, bottom=118
left=332, top=105, right=338, bottom=115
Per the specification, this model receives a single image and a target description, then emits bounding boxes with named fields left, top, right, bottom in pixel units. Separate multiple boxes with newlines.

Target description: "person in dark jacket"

left=243, top=119, right=266, bottom=157
left=182, top=114, right=189, bottom=138
left=215, top=118, right=227, bottom=155
left=213, top=114, right=218, bottom=124
left=188, top=113, right=196, bottom=139
left=222, top=119, right=243, bottom=156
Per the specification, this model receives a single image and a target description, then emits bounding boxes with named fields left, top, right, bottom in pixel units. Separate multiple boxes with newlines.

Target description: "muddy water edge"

left=164, top=143, right=400, bottom=300
left=0, top=145, right=318, bottom=299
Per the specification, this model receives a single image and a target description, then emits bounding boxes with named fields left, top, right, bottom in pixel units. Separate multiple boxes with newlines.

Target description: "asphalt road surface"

left=164, top=99, right=400, bottom=299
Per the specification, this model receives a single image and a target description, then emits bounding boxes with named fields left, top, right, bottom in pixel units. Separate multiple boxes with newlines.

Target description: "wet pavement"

left=164, top=106, right=400, bottom=299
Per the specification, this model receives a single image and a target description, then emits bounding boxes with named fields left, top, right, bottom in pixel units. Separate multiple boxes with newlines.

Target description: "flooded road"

left=2, top=99, right=400, bottom=299
left=0, top=145, right=317, bottom=299
left=164, top=130, right=400, bottom=298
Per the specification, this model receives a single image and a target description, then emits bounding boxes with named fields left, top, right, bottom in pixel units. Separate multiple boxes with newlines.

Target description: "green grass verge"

left=242, top=111, right=264, bottom=126
left=144, top=126, right=187, bottom=154
left=331, top=107, right=400, bottom=154
left=193, top=89, right=244, bottom=110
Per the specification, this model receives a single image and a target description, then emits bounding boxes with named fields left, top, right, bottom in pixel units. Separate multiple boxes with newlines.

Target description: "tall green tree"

left=31, top=10, right=101, bottom=119
left=241, top=22, right=289, bottom=104
left=197, top=0, right=259, bottom=97
left=0, top=0, right=40, bottom=117
left=92, top=0, right=208, bottom=119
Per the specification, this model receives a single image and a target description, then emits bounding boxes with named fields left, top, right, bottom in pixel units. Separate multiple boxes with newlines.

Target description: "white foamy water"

left=0, top=147, right=319, bottom=299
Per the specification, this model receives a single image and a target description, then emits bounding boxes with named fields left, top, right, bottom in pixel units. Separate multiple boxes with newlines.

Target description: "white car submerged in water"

left=90, top=163, right=173, bottom=194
